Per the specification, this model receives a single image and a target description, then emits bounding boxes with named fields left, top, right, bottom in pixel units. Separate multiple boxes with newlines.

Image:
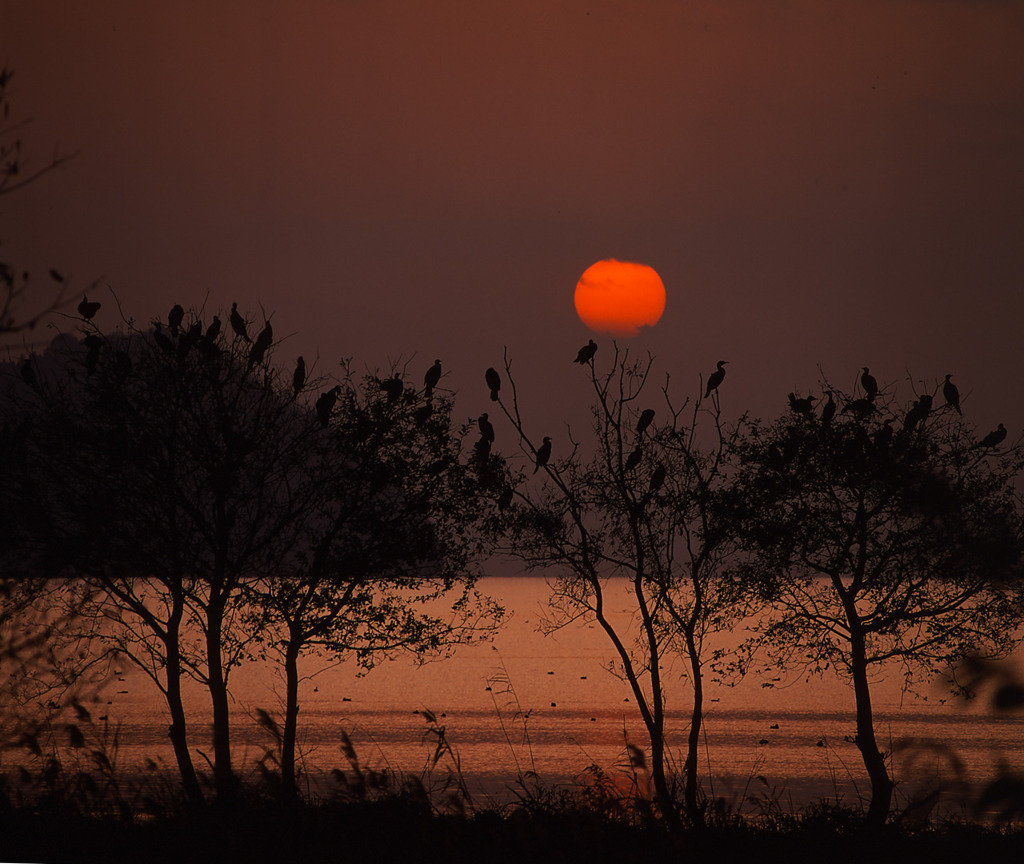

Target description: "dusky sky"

left=3, top=0, right=1022, bottom=439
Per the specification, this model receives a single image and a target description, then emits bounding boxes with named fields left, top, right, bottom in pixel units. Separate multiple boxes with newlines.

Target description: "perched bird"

left=704, top=361, right=728, bottom=399
left=249, top=320, right=273, bottom=365
left=820, top=392, right=836, bottom=426
left=205, top=315, right=222, bottom=343
left=380, top=375, right=404, bottom=405
left=315, top=386, right=340, bottom=428
left=842, top=397, right=876, bottom=419
left=977, top=423, right=1007, bottom=450
left=485, top=367, right=501, bottom=402
left=534, top=437, right=552, bottom=474
left=648, top=463, right=667, bottom=495
left=152, top=323, right=175, bottom=354
left=229, top=303, right=250, bottom=342
left=943, top=374, right=961, bottom=415
left=636, top=409, right=656, bottom=435
left=424, top=360, right=442, bottom=397
left=168, top=303, right=184, bottom=336
left=293, top=356, right=306, bottom=394
left=77, top=296, right=101, bottom=320
left=474, top=437, right=492, bottom=459
left=903, top=394, right=933, bottom=433
left=574, top=339, right=597, bottom=364
left=788, top=393, right=817, bottom=415
left=861, top=367, right=878, bottom=400
left=624, top=446, right=643, bottom=473
left=478, top=413, right=495, bottom=444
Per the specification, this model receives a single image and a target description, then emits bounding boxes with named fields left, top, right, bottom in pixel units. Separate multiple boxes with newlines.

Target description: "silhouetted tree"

left=247, top=362, right=503, bottom=797
left=728, top=378, right=1024, bottom=824
left=488, top=345, right=747, bottom=827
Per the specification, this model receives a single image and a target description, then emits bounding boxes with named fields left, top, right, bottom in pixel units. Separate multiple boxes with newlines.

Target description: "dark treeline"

left=2, top=305, right=1024, bottom=836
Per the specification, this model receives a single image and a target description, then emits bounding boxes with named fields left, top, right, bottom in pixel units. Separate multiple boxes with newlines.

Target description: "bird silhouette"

left=293, top=357, right=306, bottom=394
left=152, top=323, right=175, bottom=354
left=903, top=394, right=932, bottom=433
left=943, top=374, right=961, bottom=415
left=977, top=423, right=1007, bottom=449
left=861, top=367, right=878, bottom=400
left=842, top=397, right=876, bottom=419
left=424, top=360, right=442, bottom=397
left=77, top=296, right=101, bottom=320
left=478, top=413, right=495, bottom=444
left=474, top=437, right=492, bottom=459
left=788, top=393, right=817, bottom=415
left=168, top=304, right=184, bottom=336
left=820, top=392, right=836, bottom=426
left=229, top=303, right=251, bottom=342
left=205, top=316, right=222, bottom=343
left=636, top=409, right=655, bottom=435
left=485, top=367, right=501, bottom=401
left=534, top=437, right=552, bottom=473
left=249, top=321, right=273, bottom=365
left=648, top=463, right=667, bottom=495
left=316, top=386, right=340, bottom=428
left=574, top=339, right=597, bottom=364
left=624, top=446, right=642, bottom=473
left=704, top=361, right=728, bottom=398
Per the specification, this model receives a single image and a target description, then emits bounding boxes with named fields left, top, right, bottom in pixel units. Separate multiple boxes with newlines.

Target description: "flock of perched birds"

left=56, top=302, right=1010, bottom=469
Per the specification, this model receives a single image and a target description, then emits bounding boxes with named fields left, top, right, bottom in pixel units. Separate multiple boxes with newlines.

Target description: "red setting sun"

left=574, top=259, right=666, bottom=337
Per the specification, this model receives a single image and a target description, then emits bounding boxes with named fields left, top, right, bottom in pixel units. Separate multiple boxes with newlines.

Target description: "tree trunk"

left=280, top=633, right=301, bottom=799
left=849, top=624, right=892, bottom=824
left=205, top=596, right=237, bottom=804
left=683, top=626, right=705, bottom=827
left=164, top=629, right=203, bottom=806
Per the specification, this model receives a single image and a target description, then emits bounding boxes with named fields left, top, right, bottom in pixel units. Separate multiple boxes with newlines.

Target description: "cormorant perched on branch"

left=229, top=303, right=250, bottom=342
left=380, top=375, right=403, bottom=405
left=649, top=463, right=667, bottom=494
left=788, top=393, right=816, bottom=415
left=624, top=446, right=642, bottom=473
left=902, top=394, right=933, bottom=432
left=977, top=423, right=1007, bottom=449
left=534, top=437, right=552, bottom=473
left=168, top=304, right=184, bottom=336
left=943, top=374, right=961, bottom=415
left=704, top=361, right=727, bottom=398
left=636, top=409, right=655, bottom=435
left=424, top=360, right=442, bottom=397
left=293, top=356, right=306, bottom=394
left=820, top=392, right=836, bottom=426
left=861, top=367, right=878, bottom=400
left=574, top=339, right=597, bottom=364
left=478, top=413, right=494, bottom=444
left=77, top=296, right=100, bottom=320
left=474, top=437, right=491, bottom=459
left=485, top=367, right=501, bottom=402
left=315, top=386, right=340, bottom=428
left=205, top=316, right=222, bottom=343
left=249, top=321, right=273, bottom=365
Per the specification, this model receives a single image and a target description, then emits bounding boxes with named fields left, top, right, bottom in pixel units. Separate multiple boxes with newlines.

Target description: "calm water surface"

left=95, top=577, right=1023, bottom=812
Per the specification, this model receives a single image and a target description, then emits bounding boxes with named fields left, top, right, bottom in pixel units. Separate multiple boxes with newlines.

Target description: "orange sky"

left=3, top=0, right=1023, bottom=435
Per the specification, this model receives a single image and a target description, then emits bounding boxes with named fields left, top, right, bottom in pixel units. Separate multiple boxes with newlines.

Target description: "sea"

left=49, top=577, right=1024, bottom=816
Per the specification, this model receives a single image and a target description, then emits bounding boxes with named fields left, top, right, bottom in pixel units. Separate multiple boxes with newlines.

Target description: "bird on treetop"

left=293, top=356, right=306, bottom=394
left=977, top=423, right=1007, bottom=450
left=381, top=375, right=404, bottom=405
left=485, top=367, right=501, bottom=402
left=478, top=413, right=495, bottom=444
left=424, top=360, right=442, bottom=397
left=704, top=361, right=727, bottom=398
left=205, top=316, right=222, bottom=342
left=636, top=409, right=655, bottom=435
left=624, top=446, right=642, bottom=473
left=230, top=303, right=251, bottom=342
left=574, top=339, right=597, bottom=364
left=788, top=393, right=817, bottom=415
left=534, top=437, right=552, bottom=474
left=943, top=374, right=961, bottom=415
left=168, top=304, right=184, bottom=335
left=861, top=367, right=878, bottom=400
left=820, top=392, right=836, bottom=426
left=77, top=296, right=101, bottom=320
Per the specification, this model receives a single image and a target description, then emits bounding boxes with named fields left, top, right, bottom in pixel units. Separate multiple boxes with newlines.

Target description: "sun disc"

left=574, top=259, right=666, bottom=337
